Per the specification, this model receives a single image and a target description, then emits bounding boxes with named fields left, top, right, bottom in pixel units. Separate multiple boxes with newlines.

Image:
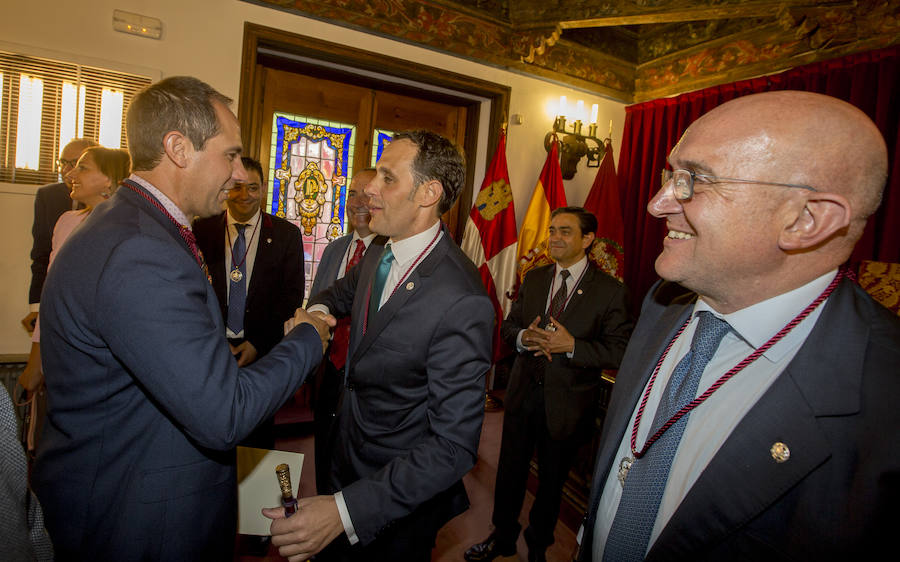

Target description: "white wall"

left=0, top=0, right=626, bottom=354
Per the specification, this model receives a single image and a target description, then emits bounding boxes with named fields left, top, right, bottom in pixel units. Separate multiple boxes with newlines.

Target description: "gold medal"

left=230, top=268, right=243, bottom=282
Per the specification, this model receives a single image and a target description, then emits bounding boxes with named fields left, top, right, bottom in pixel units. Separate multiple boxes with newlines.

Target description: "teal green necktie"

left=369, top=245, right=394, bottom=314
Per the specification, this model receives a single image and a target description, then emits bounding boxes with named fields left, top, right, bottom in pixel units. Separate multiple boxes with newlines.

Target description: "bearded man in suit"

left=580, top=91, right=900, bottom=561
left=265, top=130, right=494, bottom=561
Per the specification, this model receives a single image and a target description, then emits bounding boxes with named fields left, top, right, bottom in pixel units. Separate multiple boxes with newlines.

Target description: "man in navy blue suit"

left=33, top=76, right=332, bottom=561
left=265, top=130, right=494, bottom=561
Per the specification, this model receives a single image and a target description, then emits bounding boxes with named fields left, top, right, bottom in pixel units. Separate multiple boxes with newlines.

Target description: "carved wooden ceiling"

left=247, top=0, right=900, bottom=103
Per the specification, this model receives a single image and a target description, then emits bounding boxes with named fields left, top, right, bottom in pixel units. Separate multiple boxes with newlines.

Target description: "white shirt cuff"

left=30, top=303, right=40, bottom=313
left=334, top=491, right=359, bottom=545
left=515, top=329, right=527, bottom=353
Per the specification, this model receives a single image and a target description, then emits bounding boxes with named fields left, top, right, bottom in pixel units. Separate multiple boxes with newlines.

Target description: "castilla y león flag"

left=582, top=139, right=625, bottom=281
left=461, top=129, right=518, bottom=360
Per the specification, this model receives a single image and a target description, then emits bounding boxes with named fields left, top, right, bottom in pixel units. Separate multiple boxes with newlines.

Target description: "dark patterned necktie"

left=603, top=311, right=731, bottom=562
left=547, top=269, right=570, bottom=319
left=226, top=224, right=248, bottom=333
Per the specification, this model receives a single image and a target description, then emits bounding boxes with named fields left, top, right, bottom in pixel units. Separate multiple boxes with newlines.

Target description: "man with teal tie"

left=265, top=130, right=495, bottom=561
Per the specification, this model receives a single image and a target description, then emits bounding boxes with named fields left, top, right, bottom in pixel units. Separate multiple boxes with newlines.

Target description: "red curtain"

left=618, top=45, right=900, bottom=311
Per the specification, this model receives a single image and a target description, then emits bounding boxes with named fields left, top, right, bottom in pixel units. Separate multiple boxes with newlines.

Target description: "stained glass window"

left=371, top=128, right=394, bottom=167
left=267, top=112, right=356, bottom=298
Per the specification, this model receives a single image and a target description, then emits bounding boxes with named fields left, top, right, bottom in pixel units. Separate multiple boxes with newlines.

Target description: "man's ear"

left=163, top=131, right=190, bottom=169
left=416, top=179, right=443, bottom=209
left=779, top=192, right=852, bottom=251
left=581, top=232, right=596, bottom=250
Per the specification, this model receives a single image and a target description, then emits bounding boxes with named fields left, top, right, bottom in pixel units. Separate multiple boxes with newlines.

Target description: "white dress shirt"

left=224, top=209, right=262, bottom=339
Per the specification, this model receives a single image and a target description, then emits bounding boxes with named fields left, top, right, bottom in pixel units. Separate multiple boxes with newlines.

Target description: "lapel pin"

left=406, top=282, right=415, bottom=291
left=267, top=238, right=272, bottom=244
left=770, top=442, right=790, bottom=463
left=577, top=289, right=583, bottom=295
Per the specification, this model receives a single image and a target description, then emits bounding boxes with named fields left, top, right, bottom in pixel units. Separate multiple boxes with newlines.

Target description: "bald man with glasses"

left=22, top=138, right=97, bottom=333
left=579, top=91, right=900, bottom=561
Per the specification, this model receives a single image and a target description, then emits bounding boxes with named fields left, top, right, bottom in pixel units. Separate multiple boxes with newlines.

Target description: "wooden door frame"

left=238, top=22, right=511, bottom=241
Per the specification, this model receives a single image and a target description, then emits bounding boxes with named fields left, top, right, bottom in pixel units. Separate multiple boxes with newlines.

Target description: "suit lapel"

left=648, top=279, right=866, bottom=558
left=246, top=213, right=274, bottom=300
left=585, top=292, right=692, bottom=526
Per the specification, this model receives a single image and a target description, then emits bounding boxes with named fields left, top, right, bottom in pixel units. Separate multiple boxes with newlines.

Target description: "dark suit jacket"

left=503, top=262, right=633, bottom=441
left=580, top=278, right=900, bottom=560
left=32, top=184, right=322, bottom=561
left=308, top=227, right=494, bottom=546
left=193, top=211, right=304, bottom=357
left=310, top=233, right=353, bottom=299
left=29, top=182, right=73, bottom=304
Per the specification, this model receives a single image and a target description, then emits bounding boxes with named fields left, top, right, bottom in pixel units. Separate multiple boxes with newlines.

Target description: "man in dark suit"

left=21, top=138, right=96, bottom=333
left=194, top=156, right=304, bottom=449
left=579, top=91, right=900, bottom=561
left=308, top=167, right=386, bottom=491
left=32, top=76, right=331, bottom=561
left=264, top=130, right=494, bottom=561
left=466, top=206, right=633, bottom=562
left=194, top=156, right=304, bottom=365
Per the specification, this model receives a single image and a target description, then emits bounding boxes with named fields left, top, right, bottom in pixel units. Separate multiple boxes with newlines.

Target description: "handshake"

left=284, top=309, right=337, bottom=354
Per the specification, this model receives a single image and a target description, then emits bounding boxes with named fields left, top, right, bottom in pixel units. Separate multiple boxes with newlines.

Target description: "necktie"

left=368, top=245, right=394, bottom=317
left=346, top=238, right=366, bottom=273
left=547, top=269, right=570, bottom=319
left=227, top=223, right=248, bottom=334
left=330, top=239, right=367, bottom=369
left=603, top=311, right=731, bottom=562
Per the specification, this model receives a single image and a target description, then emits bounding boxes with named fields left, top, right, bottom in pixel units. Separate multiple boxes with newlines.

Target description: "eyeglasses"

left=660, top=168, right=817, bottom=201
left=57, top=157, right=78, bottom=170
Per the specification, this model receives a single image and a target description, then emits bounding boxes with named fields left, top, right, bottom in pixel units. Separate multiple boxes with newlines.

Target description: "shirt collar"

left=128, top=174, right=191, bottom=228
left=694, top=269, right=838, bottom=361
left=351, top=231, right=378, bottom=248
left=555, top=254, right=588, bottom=281
left=388, top=221, right=442, bottom=266
left=226, top=208, right=261, bottom=227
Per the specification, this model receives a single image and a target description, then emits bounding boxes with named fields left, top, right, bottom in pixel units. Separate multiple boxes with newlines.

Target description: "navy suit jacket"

left=580, top=278, right=900, bottom=560
left=310, top=233, right=353, bottom=299
left=29, top=182, right=73, bottom=304
left=308, top=227, right=494, bottom=545
left=502, top=262, right=632, bottom=441
left=193, top=211, right=304, bottom=357
left=33, top=184, right=322, bottom=560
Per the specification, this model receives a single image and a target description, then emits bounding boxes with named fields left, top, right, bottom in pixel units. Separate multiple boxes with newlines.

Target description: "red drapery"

left=618, top=45, right=900, bottom=311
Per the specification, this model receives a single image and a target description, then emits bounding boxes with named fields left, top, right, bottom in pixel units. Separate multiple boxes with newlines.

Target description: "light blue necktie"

left=603, top=311, right=731, bottom=562
left=369, top=245, right=394, bottom=316
left=226, top=223, right=248, bottom=333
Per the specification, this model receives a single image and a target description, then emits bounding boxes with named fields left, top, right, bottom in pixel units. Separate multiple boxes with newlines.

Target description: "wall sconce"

left=544, top=100, right=609, bottom=179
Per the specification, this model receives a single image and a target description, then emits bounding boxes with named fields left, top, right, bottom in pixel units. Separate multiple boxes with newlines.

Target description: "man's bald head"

left=685, top=91, right=887, bottom=237
left=650, top=91, right=888, bottom=312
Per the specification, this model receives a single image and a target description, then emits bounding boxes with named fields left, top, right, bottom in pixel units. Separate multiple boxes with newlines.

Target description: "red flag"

left=583, top=140, right=625, bottom=280
left=461, top=129, right=518, bottom=361
left=512, top=135, right=567, bottom=296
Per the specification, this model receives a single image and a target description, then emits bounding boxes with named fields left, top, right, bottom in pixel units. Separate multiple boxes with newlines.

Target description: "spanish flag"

left=514, top=135, right=567, bottom=292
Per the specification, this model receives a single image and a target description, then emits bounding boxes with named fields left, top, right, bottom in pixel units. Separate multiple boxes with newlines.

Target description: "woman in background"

left=18, top=147, right=131, bottom=453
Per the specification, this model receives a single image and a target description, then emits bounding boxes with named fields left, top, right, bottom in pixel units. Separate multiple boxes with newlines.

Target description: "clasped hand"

left=284, top=309, right=336, bottom=354
left=521, top=315, right=574, bottom=361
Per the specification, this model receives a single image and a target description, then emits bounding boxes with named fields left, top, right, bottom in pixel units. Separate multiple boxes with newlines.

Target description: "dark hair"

left=391, top=130, right=465, bottom=214
left=240, top=156, right=265, bottom=183
left=551, top=206, right=598, bottom=237
left=126, top=76, right=232, bottom=171
left=83, top=147, right=131, bottom=194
